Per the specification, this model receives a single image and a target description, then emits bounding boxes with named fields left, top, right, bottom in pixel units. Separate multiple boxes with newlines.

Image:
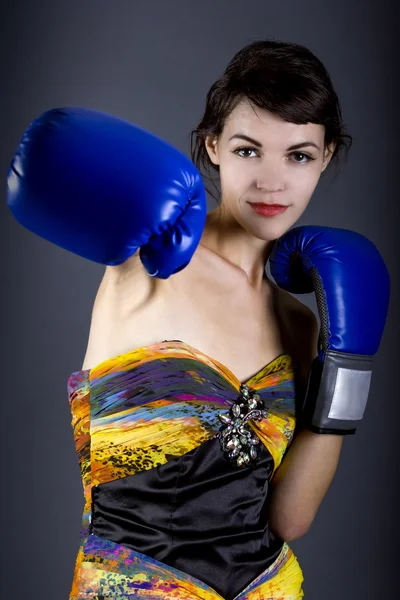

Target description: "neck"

left=199, top=207, right=275, bottom=290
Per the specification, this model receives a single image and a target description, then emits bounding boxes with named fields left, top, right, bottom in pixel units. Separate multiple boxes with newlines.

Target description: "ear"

left=321, top=141, right=336, bottom=173
left=204, top=135, right=220, bottom=166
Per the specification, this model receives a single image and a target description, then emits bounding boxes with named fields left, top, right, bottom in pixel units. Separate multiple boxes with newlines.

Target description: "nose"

left=255, top=163, right=285, bottom=193
left=255, top=179, right=285, bottom=193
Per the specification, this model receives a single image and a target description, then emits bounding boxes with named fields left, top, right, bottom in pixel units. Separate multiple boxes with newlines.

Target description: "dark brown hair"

left=190, top=39, right=353, bottom=204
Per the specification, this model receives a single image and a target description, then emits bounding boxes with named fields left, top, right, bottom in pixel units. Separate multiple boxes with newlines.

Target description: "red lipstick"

left=249, top=203, right=288, bottom=217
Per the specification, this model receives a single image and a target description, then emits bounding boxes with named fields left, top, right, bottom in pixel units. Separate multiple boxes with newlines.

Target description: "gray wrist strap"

left=301, top=350, right=373, bottom=434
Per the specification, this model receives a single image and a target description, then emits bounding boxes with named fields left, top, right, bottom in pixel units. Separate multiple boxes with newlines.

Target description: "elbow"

left=269, top=518, right=312, bottom=542
left=281, top=524, right=310, bottom=542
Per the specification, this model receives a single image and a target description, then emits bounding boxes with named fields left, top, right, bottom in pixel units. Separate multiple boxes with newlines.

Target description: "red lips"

left=249, top=203, right=288, bottom=217
left=250, top=203, right=287, bottom=207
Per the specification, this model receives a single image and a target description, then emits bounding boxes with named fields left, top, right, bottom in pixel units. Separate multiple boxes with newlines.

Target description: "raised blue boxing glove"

left=269, top=226, right=390, bottom=435
left=7, top=107, right=207, bottom=278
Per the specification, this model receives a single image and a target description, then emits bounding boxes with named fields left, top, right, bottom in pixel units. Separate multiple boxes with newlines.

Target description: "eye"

left=233, top=147, right=317, bottom=163
left=233, top=146, right=259, bottom=158
left=290, top=151, right=315, bottom=164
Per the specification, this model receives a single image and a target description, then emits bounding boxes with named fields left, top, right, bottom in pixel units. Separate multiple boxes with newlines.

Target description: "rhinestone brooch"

left=215, top=383, right=269, bottom=468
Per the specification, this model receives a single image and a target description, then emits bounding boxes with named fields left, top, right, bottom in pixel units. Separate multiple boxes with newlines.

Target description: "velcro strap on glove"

left=300, top=350, right=373, bottom=434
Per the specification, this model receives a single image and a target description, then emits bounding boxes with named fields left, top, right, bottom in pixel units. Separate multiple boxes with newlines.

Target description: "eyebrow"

left=228, top=133, right=320, bottom=151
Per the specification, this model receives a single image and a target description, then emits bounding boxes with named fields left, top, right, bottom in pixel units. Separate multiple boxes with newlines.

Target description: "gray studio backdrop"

left=1, top=1, right=398, bottom=598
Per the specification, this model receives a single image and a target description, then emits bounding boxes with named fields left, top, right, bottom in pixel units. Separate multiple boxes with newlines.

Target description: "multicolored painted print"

left=67, top=340, right=304, bottom=599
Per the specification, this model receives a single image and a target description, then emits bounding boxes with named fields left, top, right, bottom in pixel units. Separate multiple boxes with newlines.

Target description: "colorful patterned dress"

left=67, top=340, right=304, bottom=599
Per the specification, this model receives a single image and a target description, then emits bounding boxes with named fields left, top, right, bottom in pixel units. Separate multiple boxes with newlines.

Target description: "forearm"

left=266, top=427, right=344, bottom=541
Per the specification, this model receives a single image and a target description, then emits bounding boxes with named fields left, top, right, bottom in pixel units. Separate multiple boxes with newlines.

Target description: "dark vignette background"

left=0, top=2, right=398, bottom=598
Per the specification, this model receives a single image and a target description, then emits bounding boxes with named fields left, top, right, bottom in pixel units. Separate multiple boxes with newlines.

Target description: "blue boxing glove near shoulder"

left=7, top=107, right=207, bottom=278
left=270, top=226, right=390, bottom=435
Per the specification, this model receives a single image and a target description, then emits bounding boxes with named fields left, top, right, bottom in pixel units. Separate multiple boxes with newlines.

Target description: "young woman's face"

left=205, top=99, right=335, bottom=241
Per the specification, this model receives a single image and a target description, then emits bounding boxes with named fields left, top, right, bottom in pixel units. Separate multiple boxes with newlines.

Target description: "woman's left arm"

left=266, top=304, right=344, bottom=542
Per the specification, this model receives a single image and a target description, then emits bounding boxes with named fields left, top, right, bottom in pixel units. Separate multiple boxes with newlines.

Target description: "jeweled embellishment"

left=215, top=383, right=268, bottom=468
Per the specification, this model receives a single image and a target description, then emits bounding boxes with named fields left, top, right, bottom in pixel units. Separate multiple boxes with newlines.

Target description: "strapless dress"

left=67, top=340, right=304, bottom=599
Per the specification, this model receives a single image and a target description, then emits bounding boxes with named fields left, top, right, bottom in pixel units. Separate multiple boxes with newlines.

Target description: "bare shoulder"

left=270, top=285, right=320, bottom=417
left=81, top=253, right=161, bottom=370
left=273, top=283, right=319, bottom=377
left=279, top=287, right=319, bottom=343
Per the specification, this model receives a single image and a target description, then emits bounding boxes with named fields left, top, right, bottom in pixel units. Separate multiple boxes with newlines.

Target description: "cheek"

left=219, top=163, right=248, bottom=194
left=290, top=167, right=321, bottom=200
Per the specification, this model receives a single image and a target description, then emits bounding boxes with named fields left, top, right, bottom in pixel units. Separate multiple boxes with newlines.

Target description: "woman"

left=8, top=39, right=365, bottom=599
left=67, top=40, right=351, bottom=599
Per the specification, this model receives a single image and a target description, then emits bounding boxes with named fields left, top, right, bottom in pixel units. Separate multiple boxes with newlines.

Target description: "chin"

left=248, top=219, right=293, bottom=242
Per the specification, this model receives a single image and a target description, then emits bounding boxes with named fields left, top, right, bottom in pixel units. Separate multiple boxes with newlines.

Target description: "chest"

left=82, top=259, right=294, bottom=382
